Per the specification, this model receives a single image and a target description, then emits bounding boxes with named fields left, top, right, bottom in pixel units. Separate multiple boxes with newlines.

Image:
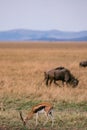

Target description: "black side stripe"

left=34, top=106, right=45, bottom=113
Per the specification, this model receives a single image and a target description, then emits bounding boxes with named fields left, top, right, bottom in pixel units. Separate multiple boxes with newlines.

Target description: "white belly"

left=38, top=108, right=45, bottom=114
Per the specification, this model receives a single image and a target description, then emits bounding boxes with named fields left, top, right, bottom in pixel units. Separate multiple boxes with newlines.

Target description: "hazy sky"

left=0, top=0, right=87, bottom=31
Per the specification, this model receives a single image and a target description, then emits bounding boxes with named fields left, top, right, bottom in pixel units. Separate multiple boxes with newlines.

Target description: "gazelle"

left=19, top=102, right=54, bottom=127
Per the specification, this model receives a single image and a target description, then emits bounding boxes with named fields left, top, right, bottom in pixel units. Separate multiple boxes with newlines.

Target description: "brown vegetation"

left=0, top=42, right=87, bottom=102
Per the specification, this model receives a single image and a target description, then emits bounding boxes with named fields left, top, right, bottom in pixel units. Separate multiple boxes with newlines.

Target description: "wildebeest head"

left=79, top=61, right=87, bottom=67
left=70, top=78, right=79, bottom=87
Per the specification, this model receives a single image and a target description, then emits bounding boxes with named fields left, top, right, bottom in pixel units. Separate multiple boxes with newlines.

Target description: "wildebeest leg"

left=54, top=80, right=61, bottom=87
left=49, top=79, right=53, bottom=85
left=44, top=72, right=50, bottom=86
left=64, top=82, right=68, bottom=87
left=62, top=81, right=68, bottom=87
left=66, top=82, right=69, bottom=87
left=46, top=78, right=49, bottom=86
left=62, top=81, right=64, bottom=87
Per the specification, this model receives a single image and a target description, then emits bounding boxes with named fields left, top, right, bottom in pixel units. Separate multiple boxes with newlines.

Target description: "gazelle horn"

left=19, top=111, right=26, bottom=126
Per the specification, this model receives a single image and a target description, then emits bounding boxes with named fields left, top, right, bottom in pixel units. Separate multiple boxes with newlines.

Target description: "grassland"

left=0, top=42, right=87, bottom=130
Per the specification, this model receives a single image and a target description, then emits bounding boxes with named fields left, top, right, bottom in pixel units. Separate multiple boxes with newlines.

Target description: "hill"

left=0, top=29, right=87, bottom=41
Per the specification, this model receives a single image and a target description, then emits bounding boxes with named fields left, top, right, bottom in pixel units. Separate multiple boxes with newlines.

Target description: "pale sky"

left=0, top=0, right=87, bottom=31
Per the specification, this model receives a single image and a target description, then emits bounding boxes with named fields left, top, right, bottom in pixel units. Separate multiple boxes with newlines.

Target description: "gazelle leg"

left=43, top=112, right=49, bottom=126
left=35, top=113, right=39, bottom=126
left=43, top=110, right=54, bottom=127
left=49, top=110, right=54, bottom=127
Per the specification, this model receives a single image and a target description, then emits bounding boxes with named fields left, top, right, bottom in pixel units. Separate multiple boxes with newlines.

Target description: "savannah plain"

left=0, top=42, right=87, bottom=130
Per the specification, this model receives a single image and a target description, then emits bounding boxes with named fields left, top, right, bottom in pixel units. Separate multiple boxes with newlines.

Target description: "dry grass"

left=0, top=42, right=87, bottom=129
left=0, top=42, right=87, bottom=102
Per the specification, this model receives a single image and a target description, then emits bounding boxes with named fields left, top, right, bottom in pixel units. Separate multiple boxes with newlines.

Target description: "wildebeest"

left=44, top=67, right=79, bottom=87
left=79, top=61, right=87, bottom=67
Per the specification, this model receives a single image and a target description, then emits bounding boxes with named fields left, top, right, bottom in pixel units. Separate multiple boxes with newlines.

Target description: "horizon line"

left=0, top=28, right=87, bottom=33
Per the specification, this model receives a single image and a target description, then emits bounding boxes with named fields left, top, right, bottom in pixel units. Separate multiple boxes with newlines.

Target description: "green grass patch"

left=55, top=100, right=87, bottom=112
left=0, top=97, right=87, bottom=130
